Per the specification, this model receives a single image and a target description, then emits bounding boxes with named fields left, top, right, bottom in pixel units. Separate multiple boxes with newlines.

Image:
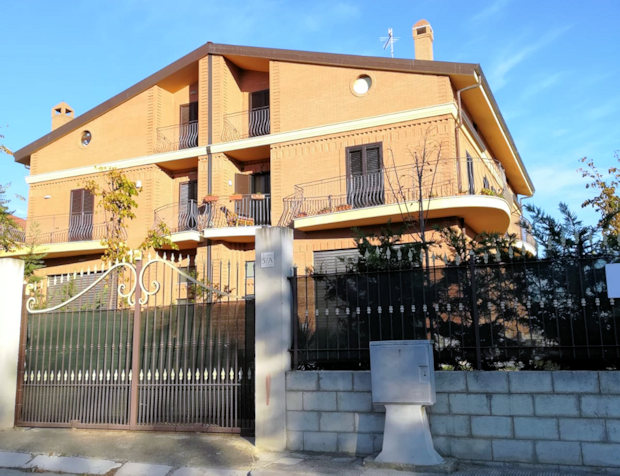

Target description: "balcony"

left=221, top=107, right=270, bottom=142
left=3, top=213, right=123, bottom=258
left=280, top=157, right=513, bottom=234
left=517, top=217, right=538, bottom=255
left=155, top=121, right=198, bottom=153
left=154, top=194, right=271, bottom=243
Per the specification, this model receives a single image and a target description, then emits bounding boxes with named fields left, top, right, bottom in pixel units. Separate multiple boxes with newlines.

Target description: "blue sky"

left=1, top=0, right=619, bottom=226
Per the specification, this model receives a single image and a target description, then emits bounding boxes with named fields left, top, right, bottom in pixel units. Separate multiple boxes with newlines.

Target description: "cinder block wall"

left=285, top=370, right=620, bottom=470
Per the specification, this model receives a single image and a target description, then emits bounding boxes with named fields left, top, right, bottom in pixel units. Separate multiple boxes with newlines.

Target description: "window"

left=178, top=180, right=198, bottom=231
left=346, top=143, right=384, bottom=208
left=352, top=75, right=372, bottom=95
left=466, top=152, right=475, bottom=195
left=80, top=130, right=92, bottom=146
left=179, top=102, right=198, bottom=148
left=249, top=90, right=270, bottom=137
left=69, top=188, right=94, bottom=241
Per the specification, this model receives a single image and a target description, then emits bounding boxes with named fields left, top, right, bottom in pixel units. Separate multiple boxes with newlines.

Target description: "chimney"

left=51, top=102, right=74, bottom=130
left=413, top=19, right=434, bottom=61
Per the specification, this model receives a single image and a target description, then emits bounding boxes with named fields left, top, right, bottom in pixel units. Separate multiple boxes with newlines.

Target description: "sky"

left=1, top=0, right=619, bottom=226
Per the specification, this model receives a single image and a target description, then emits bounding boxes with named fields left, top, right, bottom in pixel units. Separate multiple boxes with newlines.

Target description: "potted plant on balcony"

left=334, top=204, right=352, bottom=212
left=480, top=188, right=502, bottom=197
left=202, top=195, right=219, bottom=203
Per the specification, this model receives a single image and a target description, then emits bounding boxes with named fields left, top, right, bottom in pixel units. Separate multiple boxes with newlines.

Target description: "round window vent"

left=81, top=130, right=92, bottom=146
left=352, top=75, right=372, bottom=95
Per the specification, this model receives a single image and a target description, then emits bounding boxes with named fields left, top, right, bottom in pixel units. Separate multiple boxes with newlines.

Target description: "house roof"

left=13, top=42, right=534, bottom=195
left=9, top=214, right=26, bottom=229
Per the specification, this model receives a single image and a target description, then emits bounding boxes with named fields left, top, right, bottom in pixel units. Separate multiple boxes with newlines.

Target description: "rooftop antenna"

left=380, top=27, right=399, bottom=58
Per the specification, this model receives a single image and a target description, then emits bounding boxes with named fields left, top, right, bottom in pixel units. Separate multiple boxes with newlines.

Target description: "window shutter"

left=235, top=174, right=251, bottom=195
left=70, top=189, right=83, bottom=216
left=366, top=146, right=381, bottom=173
left=83, top=190, right=94, bottom=215
left=348, top=148, right=363, bottom=176
left=179, top=182, right=189, bottom=204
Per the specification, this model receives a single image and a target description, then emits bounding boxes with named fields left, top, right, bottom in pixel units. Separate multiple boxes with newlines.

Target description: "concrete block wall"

left=286, top=370, right=620, bottom=470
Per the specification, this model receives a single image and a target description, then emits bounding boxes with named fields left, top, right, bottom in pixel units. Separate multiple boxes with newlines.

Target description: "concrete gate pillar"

left=0, top=258, right=25, bottom=428
left=254, top=226, right=293, bottom=451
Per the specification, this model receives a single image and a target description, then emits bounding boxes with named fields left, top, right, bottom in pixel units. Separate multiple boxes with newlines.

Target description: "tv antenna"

left=380, top=28, right=399, bottom=58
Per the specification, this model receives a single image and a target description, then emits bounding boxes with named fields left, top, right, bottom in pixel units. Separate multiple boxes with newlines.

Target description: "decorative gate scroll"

left=16, top=253, right=255, bottom=434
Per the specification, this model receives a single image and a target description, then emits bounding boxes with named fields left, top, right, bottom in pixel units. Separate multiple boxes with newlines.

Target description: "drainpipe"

left=454, top=72, right=482, bottom=192
left=206, top=52, right=213, bottom=284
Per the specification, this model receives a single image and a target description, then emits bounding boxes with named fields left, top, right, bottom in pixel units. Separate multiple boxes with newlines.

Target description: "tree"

left=524, top=202, right=611, bottom=258
left=0, top=130, right=20, bottom=252
left=0, top=128, right=11, bottom=157
left=579, top=153, right=620, bottom=240
left=84, top=168, right=176, bottom=264
left=0, top=183, right=21, bottom=252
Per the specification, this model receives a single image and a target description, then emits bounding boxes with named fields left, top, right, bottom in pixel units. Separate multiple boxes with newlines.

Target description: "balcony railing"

left=155, top=121, right=198, bottom=153
left=154, top=195, right=271, bottom=234
left=19, top=214, right=123, bottom=245
left=221, top=106, right=270, bottom=142
left=279, top=156, right=508, bottom=226
left=519, top=217, right=538, bottom=251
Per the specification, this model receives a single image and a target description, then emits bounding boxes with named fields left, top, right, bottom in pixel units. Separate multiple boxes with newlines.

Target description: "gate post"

left=254, top=226, right=293, bottom=451
left=0, top=258, right=25, bottom=428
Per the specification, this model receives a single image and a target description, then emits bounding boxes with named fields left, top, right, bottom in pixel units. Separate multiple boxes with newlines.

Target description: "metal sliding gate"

left=15, top=254, right=255, bottom=434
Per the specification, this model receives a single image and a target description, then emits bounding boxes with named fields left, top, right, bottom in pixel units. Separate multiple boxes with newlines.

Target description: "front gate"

left=15, top=254, right=254, bottom=434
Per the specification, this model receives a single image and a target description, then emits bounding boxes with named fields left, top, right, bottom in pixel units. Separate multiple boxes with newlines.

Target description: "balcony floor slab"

left=293, top=195, right=511, bottom=235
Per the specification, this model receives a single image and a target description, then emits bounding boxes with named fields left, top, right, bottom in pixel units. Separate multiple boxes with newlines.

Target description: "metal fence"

left=18, top=254, right=255, bottom=434
left=290, top=256, right=620, bottom=371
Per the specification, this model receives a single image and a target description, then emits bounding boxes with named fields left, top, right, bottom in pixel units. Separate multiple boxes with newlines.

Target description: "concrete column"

left=0, top=258, right=25, bottom=428
left=254, top=226, right=293, bottom=451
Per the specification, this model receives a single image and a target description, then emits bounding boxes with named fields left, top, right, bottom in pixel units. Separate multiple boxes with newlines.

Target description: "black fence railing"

left=290, top=256, right=620, bottom=371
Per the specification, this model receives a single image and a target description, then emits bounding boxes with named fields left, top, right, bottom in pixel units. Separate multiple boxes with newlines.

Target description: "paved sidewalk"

left=0, top=428, right=617, bottom=475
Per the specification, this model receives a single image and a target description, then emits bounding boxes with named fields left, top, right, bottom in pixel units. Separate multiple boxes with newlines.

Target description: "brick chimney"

left=413, top=19, right=434, bottom=61
left=51, top=102, right=74, bottom=130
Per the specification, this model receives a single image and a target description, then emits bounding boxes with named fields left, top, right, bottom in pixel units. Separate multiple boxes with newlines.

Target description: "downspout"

left=454, top=72, right=482, bottom=192
left=206, top=52, right=213, bottom=284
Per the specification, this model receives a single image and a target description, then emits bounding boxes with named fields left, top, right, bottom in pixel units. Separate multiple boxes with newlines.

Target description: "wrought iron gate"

left=15, top=254, right=254, bottom=434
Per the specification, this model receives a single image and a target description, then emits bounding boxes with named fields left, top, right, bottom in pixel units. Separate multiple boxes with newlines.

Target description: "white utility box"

left=369, top=339, right=443, bottom=467
left=370, top=339, right=435, bottom=405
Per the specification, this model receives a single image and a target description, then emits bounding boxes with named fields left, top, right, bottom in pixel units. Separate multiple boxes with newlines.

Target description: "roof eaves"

left=475, top=66, right=534, bottom=194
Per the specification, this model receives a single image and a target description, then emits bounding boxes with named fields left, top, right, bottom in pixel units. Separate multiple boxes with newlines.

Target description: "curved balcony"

left=221, top=107, right=270, bottom=142
left=280, top=157, right=514, bottom=234
left=154, top=195, right=271, bottom=243
left=155, top=121, right=198, bottom=153
left=23, top=214, right=123, bottom=245
left=0, top=214, right=126, bottom=259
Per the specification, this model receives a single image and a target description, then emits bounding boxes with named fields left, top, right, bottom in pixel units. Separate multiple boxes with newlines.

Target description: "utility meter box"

left=369, top=340, right=436, bottom=405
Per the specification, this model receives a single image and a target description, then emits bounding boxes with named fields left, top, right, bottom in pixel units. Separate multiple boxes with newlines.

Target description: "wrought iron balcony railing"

left=154, top=195, right=271, bottom=234
left=279, top=156, right=509, bottom=226
left=221, top=106, right=270, bottom=142
left=155, top=120, right=198, bottom=153
left=19, top=214, right=123, bottom=245
left=519, top=217, right=538, bottom=250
